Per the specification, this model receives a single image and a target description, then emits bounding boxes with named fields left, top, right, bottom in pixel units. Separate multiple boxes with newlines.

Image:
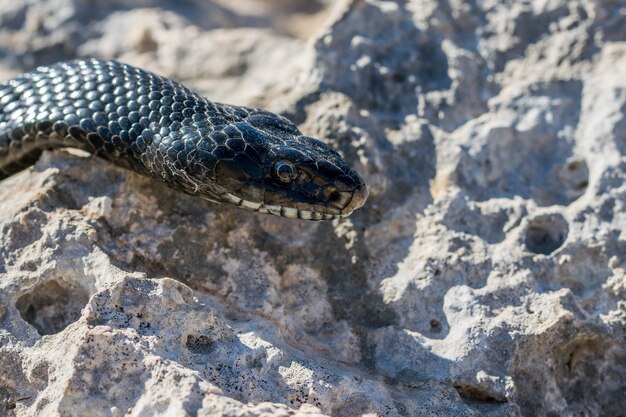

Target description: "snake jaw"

left=239, top=199, right=263, bottom=210
left=220, top=192, right=350, bottom=220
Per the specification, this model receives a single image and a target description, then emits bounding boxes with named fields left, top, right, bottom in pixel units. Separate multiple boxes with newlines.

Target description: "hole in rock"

left=524, top=215, right=568, bottom=255
left=15, top=280, right=88, bottom=335
left=429, top=319, right=441, bottom=333
left=574, top=180, right=588, bottom=191
left=453, top=384, right=507, bottom=403
left=558, top=159, right=589, bottom=202
left=186, top=335, right=214, bottom=355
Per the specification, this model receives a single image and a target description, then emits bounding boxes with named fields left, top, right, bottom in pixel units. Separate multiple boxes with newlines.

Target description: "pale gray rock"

left=0, top=0, right=625, bottom=416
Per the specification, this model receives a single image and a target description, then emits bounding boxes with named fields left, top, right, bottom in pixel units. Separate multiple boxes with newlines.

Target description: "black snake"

left=0, top=59, right=367, bottom=220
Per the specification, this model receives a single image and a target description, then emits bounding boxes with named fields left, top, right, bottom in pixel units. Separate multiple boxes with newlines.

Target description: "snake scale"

left=0, top=59, right=367, bottom=220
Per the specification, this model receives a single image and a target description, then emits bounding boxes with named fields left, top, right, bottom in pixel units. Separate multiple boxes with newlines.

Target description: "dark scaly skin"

left=0, top=59, right=367, bottom=220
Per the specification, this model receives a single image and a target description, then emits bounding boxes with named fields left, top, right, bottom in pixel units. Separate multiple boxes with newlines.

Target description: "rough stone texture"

left=0, top=0, right=625, bottom=416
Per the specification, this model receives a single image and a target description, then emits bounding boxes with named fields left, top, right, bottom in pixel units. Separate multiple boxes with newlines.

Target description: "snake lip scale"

left=223, top=191, right=349, bottom=220
left=0, top=59, right=368, bottom=220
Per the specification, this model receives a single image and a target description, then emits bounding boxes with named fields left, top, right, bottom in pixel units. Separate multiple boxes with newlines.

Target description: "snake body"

left=0, top=59, right=367, bottom=220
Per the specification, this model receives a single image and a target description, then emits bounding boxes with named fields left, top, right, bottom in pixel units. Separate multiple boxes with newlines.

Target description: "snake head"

left=207, top=114, right=368, bottom=220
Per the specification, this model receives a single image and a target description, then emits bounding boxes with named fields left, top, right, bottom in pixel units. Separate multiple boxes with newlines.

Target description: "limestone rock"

left=1, top=1, right=625, bottom=416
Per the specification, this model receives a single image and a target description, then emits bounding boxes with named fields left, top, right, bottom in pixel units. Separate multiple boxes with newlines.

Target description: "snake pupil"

left=274, top=160, right=297, bottom=183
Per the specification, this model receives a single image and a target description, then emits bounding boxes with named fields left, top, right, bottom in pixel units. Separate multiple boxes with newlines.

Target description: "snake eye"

left=273, top=160, right=298, bottom=183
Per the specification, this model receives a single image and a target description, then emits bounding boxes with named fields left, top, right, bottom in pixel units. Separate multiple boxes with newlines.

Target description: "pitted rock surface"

left=0, top=1, right=625, bottom=416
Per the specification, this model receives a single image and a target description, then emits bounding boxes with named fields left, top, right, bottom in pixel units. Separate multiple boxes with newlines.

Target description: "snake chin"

left=221, top=192, right=348, bottom=221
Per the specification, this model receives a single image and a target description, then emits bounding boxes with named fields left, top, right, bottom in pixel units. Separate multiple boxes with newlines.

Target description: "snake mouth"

left=221, top=192, right=348, bottom=220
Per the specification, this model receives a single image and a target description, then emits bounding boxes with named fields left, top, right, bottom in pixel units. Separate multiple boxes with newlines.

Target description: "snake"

left=0, top=59, right=367, bottom=220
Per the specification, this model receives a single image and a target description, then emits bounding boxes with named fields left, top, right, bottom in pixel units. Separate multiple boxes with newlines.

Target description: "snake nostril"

left=328, top=188, right=341, bottom=202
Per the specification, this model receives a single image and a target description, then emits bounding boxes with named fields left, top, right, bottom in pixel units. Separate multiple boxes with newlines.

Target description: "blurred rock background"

left=0, top=0, right=625, bottom=416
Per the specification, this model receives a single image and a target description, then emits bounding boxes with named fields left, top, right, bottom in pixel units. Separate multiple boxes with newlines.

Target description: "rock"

left=0, top=0, right=625, bottom=416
